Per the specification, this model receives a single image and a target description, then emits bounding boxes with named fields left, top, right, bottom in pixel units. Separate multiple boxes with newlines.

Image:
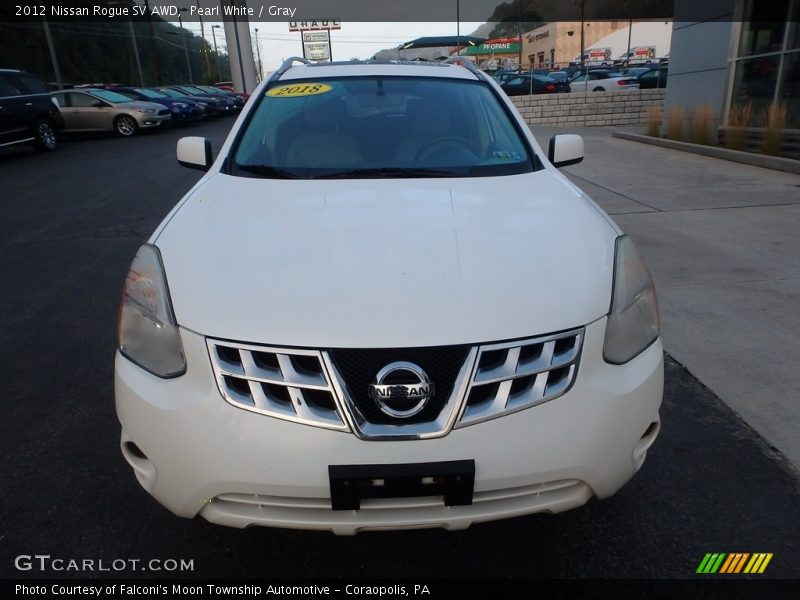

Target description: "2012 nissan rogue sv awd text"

left=115, top=58, right=663, bottom=535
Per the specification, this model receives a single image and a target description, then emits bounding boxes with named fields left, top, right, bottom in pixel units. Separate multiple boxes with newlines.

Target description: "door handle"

left=25, top=102, right=33, bottom=106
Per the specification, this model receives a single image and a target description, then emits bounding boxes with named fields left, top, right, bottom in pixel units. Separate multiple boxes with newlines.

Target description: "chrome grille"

left=207, top=327, right=583, bottom=438
left=207, top=339, right=347, bottom=431
left=457, top=328, right=583, bottom=427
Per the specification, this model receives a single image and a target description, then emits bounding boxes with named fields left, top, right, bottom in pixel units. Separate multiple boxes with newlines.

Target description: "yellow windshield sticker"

left=266, top=83, right=332, bottom=98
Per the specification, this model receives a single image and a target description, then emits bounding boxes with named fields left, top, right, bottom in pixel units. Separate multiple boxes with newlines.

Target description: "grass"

left=761, top=103, right=787, bottom=156
left=664, top=105, right=686, bottom=141
left=691, top=104, right=715, bottom=145
left=724, top=102, right=753, bottom=151
left=645, top=105, right=662, bottom=137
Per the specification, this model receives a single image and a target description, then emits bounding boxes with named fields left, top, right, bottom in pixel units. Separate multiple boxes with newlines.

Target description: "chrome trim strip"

left=321, top=347, right=479, bottom=441
left=456, top=328, right=584, bottom=428
left=206, top=338, right=349, bottom=431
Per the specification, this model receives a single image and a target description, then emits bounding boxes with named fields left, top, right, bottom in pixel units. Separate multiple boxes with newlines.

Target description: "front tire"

left=33, top=119, right=57, bottom=151
left=114, top=115, right=138, bottom=137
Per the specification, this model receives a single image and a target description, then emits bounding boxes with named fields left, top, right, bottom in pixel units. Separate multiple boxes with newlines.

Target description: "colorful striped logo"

left=696, top=553, right=773, bottom=574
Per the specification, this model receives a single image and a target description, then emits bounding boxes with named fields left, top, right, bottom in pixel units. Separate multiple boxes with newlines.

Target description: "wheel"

left=415, top=137, right=474, bottom=162
left=114, top=115, right=138, bottom=137
left=592, top=86, right=605, bottom=92
left=33, top=119, right=57, bottom=151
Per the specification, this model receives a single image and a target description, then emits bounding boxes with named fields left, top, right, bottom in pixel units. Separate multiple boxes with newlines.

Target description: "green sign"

left=465, top=42, right=521, bottom=56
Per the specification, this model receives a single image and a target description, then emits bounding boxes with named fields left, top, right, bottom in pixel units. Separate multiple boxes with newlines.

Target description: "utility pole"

left=109, top=1, right=144, bottom=86
left=212, top=24, right=223, bottom=80
left=578, top=0, right=586, bottom=76
left=177, top=8, right=193, bottom=83
left=517, top=0, right=523, bottom=70
left=195, top=0, right=211, bottom=82
left=626, top=3, right=633, bottom=68
left=254, top=27, right=263, bottom=81
left=456, top=0, right=460, bottom=56
left=143, top=0, right=162, bottom=85
left=41, top=17, right=63, bottom=89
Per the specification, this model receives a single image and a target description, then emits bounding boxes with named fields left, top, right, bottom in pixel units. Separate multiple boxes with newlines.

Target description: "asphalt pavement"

left=1, top=119, right=799, bottom=581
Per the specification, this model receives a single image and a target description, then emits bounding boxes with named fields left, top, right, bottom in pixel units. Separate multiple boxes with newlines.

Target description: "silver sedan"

left=50, top=89, right=171, bottom=136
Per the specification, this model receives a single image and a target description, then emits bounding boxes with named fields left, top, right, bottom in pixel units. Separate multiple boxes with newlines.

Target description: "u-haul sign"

left=289, top=20, right=341, bottom=32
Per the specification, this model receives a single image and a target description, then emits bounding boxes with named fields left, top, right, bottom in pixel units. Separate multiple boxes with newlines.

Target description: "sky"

left=177, top=21, right=486, bottom=73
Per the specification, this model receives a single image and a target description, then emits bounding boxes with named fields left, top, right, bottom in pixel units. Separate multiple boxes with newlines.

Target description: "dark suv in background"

left=0, top=69, right=63, bottom=151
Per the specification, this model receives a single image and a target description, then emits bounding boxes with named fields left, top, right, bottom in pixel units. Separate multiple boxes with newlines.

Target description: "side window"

left=69, top=93, right=97, bottom=108
left=507, top=77, right=525, bottom=86
left=573, top=75, right=588, bottom=82
left=52, top=93, right=69, bottom=107
left=17, top=75, right=48, bottom=94
left=0, top=75, right=19, bottom=97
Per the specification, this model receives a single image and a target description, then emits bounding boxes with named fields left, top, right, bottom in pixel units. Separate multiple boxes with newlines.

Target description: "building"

left=522, top=21, right=672, bottom=69
left=665, top=0, right=799, bottom=133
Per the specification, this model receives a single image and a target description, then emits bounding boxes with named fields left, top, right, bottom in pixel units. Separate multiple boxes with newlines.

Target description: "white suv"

left=115, top=58, right=663, bottom=534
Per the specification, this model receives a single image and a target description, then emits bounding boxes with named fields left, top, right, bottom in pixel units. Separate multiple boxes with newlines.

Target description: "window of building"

left=730, top=0, right=800, bottom=128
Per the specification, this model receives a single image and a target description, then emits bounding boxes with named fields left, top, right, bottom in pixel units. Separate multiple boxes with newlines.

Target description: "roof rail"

left=270, top=56, right=311, bottom=83
left=444, top=56, right=484, bottom=79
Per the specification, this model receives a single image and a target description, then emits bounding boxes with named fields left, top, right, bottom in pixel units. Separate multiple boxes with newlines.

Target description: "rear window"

left=231, top=76, right=538, bottom=179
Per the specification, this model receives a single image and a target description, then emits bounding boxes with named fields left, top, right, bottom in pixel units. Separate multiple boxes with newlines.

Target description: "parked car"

left=167, top=85, right=237, bottom=114
left=638, top=68, right=668, bottom=89
left=193, top=85, right=245, bottom=109
left=115, top=58, right=663, bottom=534
left=214, top=81, right=234, bottom=92
left=50, top=88, right=170, bottom=136
left=151, top=87, right=219, bottom=115
left=569, top=70, right=639, bottom=92
left=501, top=74, right=562, bottom=96
left=111, top=87, right=204, bottom=124
left=0, top=68, right=63, bottom=151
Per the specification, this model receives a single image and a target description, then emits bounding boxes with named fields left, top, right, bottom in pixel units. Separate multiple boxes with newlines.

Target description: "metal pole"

left=143, top=0, right=162, bottom=85
left=128, top=18, right=145, bottom=86
left=254, top=28, right=262, bottom=80
left=327, top=29, right=332, bottom=62
left=195, top=0, right=211, bottom=82
left=212, top=25, right=222, bottom=80
left=42, top=17, right=63, bottom=89
left=178, top=11, right=193, bottom=83
left=626, top=13, right=633, bottom=68
left=456, top=0, right=460, bottom=56
left=517, top=0, right=523, bottom=70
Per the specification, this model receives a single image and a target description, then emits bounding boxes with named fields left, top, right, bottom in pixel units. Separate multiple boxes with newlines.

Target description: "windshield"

left=180, top=86, right=206, bottom=95
left=159, top=89, right=183, bottom=98
left=90, top=89, right=133, bottom=103
left=133, top=88, right=165, bottom=99
left=231, top=76, right=537, bottom=179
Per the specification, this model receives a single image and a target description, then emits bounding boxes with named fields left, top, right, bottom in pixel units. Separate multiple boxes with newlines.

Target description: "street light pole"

left=177, top=8, right=193, bottom=83
left=109, top=0, right=145, bottom=86
left=254, top=28, right=263, bottom=81
left=41, top=16, right=63, bottom=89
left=212, top=24, right=222, bottom=80
left=195, top=0, right=211, bottom=82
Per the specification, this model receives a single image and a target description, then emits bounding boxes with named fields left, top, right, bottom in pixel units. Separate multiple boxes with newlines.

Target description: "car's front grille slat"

left=458, top=329, right=583, bottom=427
left=207, top=327, right=584, bottom=438
left=208, top=340, right=348, bottom=431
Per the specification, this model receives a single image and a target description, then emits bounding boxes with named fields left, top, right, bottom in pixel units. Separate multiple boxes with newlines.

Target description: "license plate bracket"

left=328, top=460, right=475, bottom=511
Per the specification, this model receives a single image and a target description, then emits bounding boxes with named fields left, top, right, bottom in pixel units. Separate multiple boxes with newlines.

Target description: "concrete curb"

left=612, top=131, right=800, bottom=175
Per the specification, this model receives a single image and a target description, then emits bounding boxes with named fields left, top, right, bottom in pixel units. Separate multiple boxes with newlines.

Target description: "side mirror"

left=177, top=136, right=213, bottom=171
left=548, top=134, right=584, bottom=168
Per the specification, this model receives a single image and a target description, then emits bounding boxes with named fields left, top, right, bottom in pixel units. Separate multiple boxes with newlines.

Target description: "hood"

left=156, top=171, right=617, bottom=348
left=125, top=101, right=165, bottom=111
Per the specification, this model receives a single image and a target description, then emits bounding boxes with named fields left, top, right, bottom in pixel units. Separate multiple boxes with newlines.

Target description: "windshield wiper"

left=314, top=167, right=457, bottom=179
left=234, top=164, right=302, bottom=179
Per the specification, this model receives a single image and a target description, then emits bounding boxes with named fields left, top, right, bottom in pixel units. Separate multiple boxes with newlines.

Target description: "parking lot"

left=1, top=119, right=799, bottom=580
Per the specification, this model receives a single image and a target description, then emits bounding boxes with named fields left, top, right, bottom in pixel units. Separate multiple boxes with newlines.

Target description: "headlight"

left=197, top=102, right=208, bottom=108
left=603, top=235, right=660, bottom=364
left=226, top=97, right=235, bottom=105
left=134, top=107, right=156, bottom=114
left=118, top=244, right=186, bottom=378
left=172, top=102, right=188, bottom=109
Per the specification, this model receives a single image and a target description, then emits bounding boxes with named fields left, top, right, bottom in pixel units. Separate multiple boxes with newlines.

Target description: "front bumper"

left=135, top=113, right=171, bottom=128
left=115, top=318, right=663, bottom=534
